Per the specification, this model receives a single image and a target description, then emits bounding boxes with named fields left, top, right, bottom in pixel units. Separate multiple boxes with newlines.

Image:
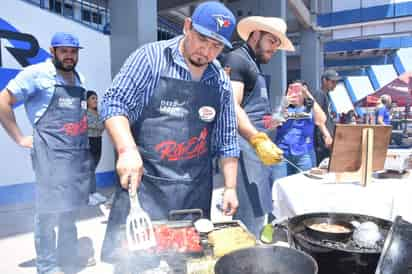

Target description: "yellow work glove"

left=249, top=132, right=284, bottom=165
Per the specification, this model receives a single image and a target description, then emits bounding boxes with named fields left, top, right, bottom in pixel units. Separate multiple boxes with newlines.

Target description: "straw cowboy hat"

left=237, top=16, right=295, bottom=51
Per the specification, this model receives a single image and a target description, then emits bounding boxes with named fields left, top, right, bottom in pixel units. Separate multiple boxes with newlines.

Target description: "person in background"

left=273, top=81, right=332, bottom=176
left=344, top=110, right=357, bottom=125
left=0, top=32, right=93, bottom=274
left=86, top=90, right=107, bottom=206
left=375, top=94, right=392, bottom=125
left=100, top=1, right=239, bottom=262
left=302, top=81, right=318, bottom=167
left=220, top=16, right=293, bottom=236
left=311, top=69, right=339, bottom=165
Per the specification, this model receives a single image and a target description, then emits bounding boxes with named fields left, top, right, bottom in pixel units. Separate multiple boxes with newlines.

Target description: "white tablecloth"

left=272, top=172, right=412, bottom=223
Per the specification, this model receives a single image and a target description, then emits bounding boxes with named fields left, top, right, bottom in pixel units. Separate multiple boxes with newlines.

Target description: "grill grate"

left=118, top=221, right=243, bottom=274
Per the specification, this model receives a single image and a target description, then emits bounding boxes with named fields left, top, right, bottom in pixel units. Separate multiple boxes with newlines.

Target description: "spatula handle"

left=128, top=176, right=141, bottom=211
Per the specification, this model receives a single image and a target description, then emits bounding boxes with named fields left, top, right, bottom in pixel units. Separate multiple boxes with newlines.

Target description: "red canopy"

left=361, top=72, right=412, bottom=107
left=365, top=95, right=379, bottom=106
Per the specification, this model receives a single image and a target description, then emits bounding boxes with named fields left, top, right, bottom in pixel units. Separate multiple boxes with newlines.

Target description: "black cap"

left=322, top=69, right=341, bottom=81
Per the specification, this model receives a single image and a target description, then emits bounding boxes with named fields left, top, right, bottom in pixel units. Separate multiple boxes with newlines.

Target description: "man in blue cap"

left=0, top=32, right=91, bottom=274
left=100, top=1, right=239, bottom=262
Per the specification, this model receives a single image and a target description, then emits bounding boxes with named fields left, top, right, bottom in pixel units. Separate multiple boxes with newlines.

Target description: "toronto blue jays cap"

left=191, top=1, right=236, bottom=48
left=51, top=32, right=83, bottom=49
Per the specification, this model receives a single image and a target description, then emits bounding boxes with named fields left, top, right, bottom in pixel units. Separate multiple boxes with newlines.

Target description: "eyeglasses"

left=273, top=37, right=281, bottom=47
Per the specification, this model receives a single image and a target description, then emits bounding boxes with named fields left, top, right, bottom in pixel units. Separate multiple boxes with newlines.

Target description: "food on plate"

left=152, top=225, right=202, bottom=253
left=208, top=227, right=256, bottom=257
left=309, top=223, right=351, bottom=233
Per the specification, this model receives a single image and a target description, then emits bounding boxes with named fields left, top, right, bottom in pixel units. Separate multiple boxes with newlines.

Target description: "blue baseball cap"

left=51, top=32, right=83, bottom=49
left=191, top=1, right=236, bottom=48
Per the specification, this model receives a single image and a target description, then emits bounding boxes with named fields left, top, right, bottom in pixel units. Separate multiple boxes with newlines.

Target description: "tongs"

left=282, top=157, right=324, bottom=180
left=126, top=179, right=156, bottom=250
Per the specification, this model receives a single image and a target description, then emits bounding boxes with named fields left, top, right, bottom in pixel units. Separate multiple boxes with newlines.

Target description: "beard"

left=188, top=56, right=208, bottom=67
left=52, top=57, right=77, bottom=72
left=183, top=38, right=209, bottom=68
left=255, top=39, right=273, bottom=64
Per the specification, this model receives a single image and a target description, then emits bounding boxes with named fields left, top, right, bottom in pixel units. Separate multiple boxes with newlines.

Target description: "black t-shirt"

left=219, top=43, right=260, bottom=100
left=312, top=89, right=335, bottom=145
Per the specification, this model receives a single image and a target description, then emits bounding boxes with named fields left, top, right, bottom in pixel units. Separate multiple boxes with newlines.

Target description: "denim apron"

left=32, top=81, right=90, bottom=213
left=235, top=47, right=273, bottom=222
left=276, top=106, right=314, bottom=157
left=101, top=73, right=220, bottom=262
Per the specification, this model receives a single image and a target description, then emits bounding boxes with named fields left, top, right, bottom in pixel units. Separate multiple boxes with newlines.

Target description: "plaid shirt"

left=100, top=36, right=239, bottom=158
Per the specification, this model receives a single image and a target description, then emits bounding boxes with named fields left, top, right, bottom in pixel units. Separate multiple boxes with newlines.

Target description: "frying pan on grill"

left=303, top=217, right=355, bottom=242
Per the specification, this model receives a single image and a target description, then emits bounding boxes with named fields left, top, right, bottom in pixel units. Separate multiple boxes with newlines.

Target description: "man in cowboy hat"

left=220, top=16, right=294, bottom=236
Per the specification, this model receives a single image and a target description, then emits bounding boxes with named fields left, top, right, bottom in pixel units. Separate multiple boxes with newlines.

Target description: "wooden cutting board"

left=329, top=124, right=392, bottom=173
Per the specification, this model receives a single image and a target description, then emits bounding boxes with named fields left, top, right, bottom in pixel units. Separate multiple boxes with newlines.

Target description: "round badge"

left=198, top=106, right=216, bottom=122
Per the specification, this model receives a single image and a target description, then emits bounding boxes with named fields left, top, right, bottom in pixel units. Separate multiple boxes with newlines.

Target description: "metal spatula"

left=126, top=181, right=156, bottom=251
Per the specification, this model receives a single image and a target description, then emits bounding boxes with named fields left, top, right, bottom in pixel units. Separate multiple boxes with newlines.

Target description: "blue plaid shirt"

left=100, top=36, right=239, bottom=158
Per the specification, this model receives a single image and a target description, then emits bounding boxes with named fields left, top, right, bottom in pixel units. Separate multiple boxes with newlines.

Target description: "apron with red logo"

left=101, top=72, right=221, bottom=262
left=132, top=75, right=220, bottom=219
left=32, top=83, right=90, bottom=213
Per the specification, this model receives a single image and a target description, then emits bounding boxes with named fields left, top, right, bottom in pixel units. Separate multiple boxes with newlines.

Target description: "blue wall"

left=325, top=36, right=412, bottom=53
left=318, top=1, right=412, bottom=27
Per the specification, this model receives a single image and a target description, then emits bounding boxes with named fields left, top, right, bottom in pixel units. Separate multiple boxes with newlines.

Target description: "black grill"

left=287, top=213, right=392, bottom=274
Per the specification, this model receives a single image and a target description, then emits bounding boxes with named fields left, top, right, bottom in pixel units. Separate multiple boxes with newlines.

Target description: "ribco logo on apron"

left=198, top=106, right=216, bottom=122
left=62, top=115, right=87, bottom=136
left=155, top=128, right=209, bottom=161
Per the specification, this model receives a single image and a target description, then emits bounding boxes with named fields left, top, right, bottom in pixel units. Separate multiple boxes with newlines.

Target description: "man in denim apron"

left=0, top=33, right=90, bottom=274
left=100, top=2, right=240, bottom=262
left=220, top=17, right=295, bottom=236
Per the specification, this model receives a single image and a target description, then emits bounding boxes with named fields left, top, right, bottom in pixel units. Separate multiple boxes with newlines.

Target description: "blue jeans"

left=35, top=211, right=78, bottom=274
left=310, top=149, right=317, bottom=168
left=233, top=136, right=274, bottom=238
left=234, top=161, right=267, bottom=237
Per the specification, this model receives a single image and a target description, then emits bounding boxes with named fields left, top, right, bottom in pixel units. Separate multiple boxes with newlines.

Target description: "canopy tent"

left=360, top=72, right=412, bottom=107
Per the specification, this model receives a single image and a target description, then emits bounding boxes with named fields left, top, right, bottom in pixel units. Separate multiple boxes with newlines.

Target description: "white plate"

left=194, top=218, right=214, bottom=233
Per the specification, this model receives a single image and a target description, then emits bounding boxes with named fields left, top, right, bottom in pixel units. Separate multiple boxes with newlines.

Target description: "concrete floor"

left=0, top=190, right=116, bottom=274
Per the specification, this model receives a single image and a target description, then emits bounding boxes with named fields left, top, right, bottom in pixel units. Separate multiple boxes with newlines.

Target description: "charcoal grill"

left=285, top=212, right=392, bottom=274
